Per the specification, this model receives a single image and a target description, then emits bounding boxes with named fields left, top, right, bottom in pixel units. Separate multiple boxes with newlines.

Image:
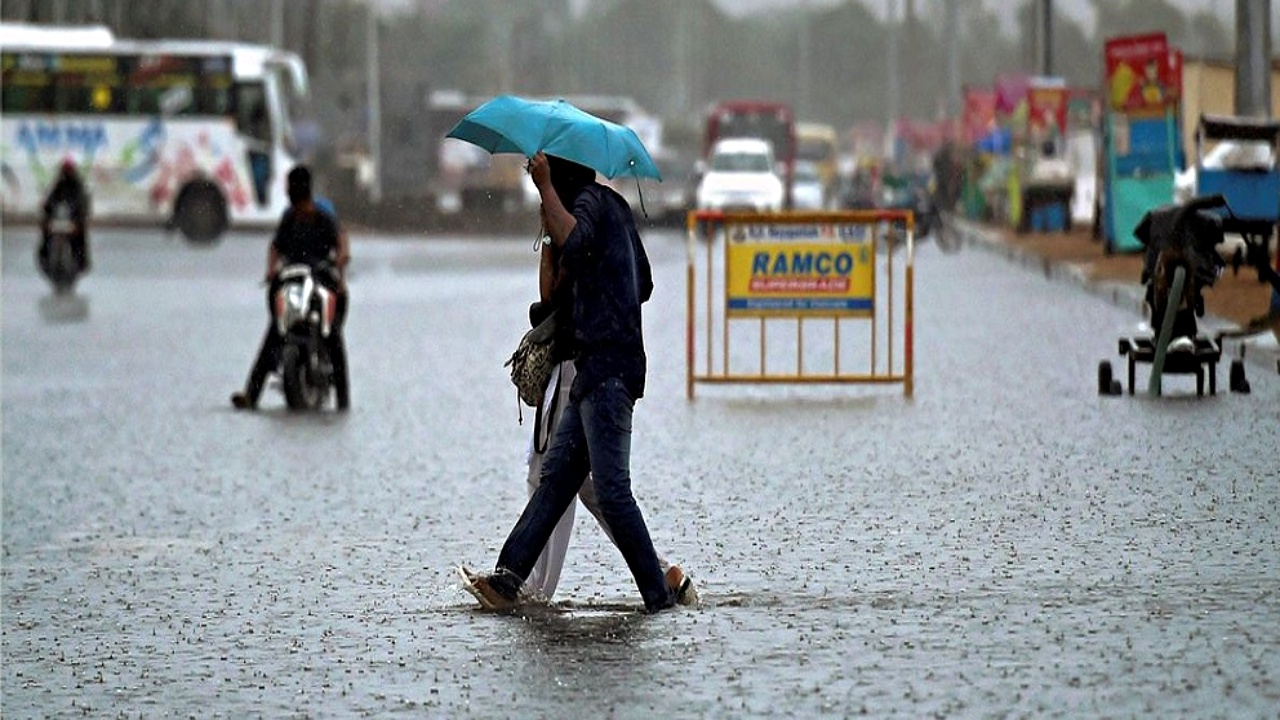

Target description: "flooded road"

left=4, top=224, right=1278, bottom=717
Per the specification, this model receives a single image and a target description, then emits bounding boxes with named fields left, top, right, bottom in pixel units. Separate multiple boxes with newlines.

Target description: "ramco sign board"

left=724, top=221, right=875, bottom=316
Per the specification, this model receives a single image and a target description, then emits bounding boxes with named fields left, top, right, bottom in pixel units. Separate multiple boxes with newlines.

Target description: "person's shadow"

left=38, top=291, right=90, bottom=324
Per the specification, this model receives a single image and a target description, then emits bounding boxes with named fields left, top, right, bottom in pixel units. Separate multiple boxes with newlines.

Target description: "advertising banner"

left=724, top=221, right=875, bottom=317
left=1027, top=83, right=1069, bottom=145
left=994, top=73, right=1031, bottom=117
left=1104, top=32, right=1180, bottom=114
left=962, top=86, right=997, bottom=144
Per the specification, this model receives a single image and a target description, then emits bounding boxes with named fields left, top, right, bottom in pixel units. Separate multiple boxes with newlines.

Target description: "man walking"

left=463, top=151, right=688, bottom=613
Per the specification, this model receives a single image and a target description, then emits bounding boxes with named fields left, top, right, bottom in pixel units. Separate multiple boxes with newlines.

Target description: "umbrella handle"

left=634, top=176, right=648, bottom=219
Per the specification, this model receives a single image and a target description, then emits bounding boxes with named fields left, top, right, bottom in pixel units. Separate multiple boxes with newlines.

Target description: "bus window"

left=88, top=83, right=117, bottom=113
left=0, top=61, right=53, bottom=112
left=54, top=75, right=121, bottom=114
left=124, top=56, right=184, bottom=115
left=195, top=77, right=232, bottom=116
left=194, top=57, right=233, bottom=116
left=53, top=78, right=89, bottom=113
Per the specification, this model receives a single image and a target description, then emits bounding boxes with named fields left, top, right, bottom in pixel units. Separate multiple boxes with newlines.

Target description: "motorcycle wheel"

left=281, top=343, right=325, bottom=410
left=39, top=237, right=80, bottom=293
left=933, top=211, right=963, bottom=254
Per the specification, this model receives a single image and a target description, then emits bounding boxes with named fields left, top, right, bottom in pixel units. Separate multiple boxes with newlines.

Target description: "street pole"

left=886, top=0, right=899, bottom=163
left=946, top=0, right=959, bottom=121
left=270, top=0, right=284, bottom=49
left=497, top=8, right=514, bottom=93
left=799, top=1, right=811, bottom=119
left=205, top=0, right=221, bottom=40
left=1232, top=0, right=1278, bottom=317
left=1041, top=0, right=1053, bottom=77
left=366, top=2, right=382, bottom=203
left=1234, top=0, right=1272, bottom=118
left=673, top=2, right=689, bottom=117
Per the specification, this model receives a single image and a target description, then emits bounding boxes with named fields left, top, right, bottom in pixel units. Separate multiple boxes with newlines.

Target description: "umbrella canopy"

left=446, top=95, right=662, bottom=181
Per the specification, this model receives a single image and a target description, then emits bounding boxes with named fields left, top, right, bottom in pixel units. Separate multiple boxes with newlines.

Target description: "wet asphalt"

left=3, top=223, right=1278, bottom=718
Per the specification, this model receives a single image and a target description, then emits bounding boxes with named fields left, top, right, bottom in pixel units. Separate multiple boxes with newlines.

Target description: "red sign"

left=1027, top=84, right=1068, bottom=140
left=994, top=73, right=1031, bottom=117
left=1104, top=32, right=1179, bottom=112
left=962, top=86, right=996, bottom=144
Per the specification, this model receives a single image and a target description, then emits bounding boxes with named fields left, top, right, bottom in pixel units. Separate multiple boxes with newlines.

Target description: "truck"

left=703, top=100, right=796, bottom=208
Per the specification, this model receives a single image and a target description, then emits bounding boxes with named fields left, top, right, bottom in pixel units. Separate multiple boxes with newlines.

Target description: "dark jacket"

left=43, top=175, right=89, bottom=225
left=559, top=183, right=653, bottom=402
left=272, top=206, right=340, bottom=284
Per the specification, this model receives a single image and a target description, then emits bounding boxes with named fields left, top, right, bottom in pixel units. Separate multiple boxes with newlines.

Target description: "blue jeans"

left=494, top=376, right=673, bottom=612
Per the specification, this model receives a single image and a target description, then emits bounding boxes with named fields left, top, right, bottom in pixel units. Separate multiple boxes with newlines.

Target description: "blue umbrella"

left=446, top=95, right=662, bottom=181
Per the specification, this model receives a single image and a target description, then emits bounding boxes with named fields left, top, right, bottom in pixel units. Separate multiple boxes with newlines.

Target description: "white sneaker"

left=1168, top=336, right=1195, bottom=353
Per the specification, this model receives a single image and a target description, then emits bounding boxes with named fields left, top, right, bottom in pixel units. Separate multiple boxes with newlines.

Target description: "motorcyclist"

left=231, top=164, right=350, bottom=410
left=40, top=159, right=91, bottom=274
left=930, top=141, right=963, bottom=213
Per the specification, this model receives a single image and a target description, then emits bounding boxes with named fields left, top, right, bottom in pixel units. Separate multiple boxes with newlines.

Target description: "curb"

left=955, top=219, right=1280, bottom=376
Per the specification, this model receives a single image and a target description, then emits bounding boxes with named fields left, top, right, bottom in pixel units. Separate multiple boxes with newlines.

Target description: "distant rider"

left=40, top=159, right=92, bottom=274
left=231, top=165, right=350, bottom=410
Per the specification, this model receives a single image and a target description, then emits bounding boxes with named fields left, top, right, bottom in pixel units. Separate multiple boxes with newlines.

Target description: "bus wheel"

left=174, top=181, right=228, bottom=244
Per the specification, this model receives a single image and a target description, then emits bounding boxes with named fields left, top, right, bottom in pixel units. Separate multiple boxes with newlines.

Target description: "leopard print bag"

left=504, top=309, right=557, bottom=407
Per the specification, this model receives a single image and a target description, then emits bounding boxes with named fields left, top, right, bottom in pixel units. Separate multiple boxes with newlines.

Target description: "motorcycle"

left=38, top=201, right=83, bottom=293
left=270, top=263, right=339, bottom=410
left=877, top=177, right=963, bottom=254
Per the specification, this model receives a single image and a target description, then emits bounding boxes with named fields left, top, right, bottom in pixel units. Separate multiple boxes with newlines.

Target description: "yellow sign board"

left=724, top=221, right=875, bottom=316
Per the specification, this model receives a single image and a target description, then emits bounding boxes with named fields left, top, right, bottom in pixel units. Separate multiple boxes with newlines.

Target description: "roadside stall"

left=1064, top=88, right=1100, bottom=229
left=1194, top=113, right=1280, bottom=323
left=993, top=73, right=1030, bottom=229
left=1017, top=79, right=1074, bottom=233
left=1193, top=113, right=1280, bottom=235
left=959, top=85, right=999, bottom=221
left=1100, top=32, right=1184, bottom=254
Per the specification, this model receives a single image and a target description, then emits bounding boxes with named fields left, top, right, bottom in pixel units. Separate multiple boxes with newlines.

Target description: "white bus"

left=1, top=22, right=308, bottom=242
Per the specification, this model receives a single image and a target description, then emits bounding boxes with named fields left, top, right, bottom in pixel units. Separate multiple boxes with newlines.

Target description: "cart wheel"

left=1098, top=360, right=1115, bottom=395
left=1229, top=359, right=1250, bottom=394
